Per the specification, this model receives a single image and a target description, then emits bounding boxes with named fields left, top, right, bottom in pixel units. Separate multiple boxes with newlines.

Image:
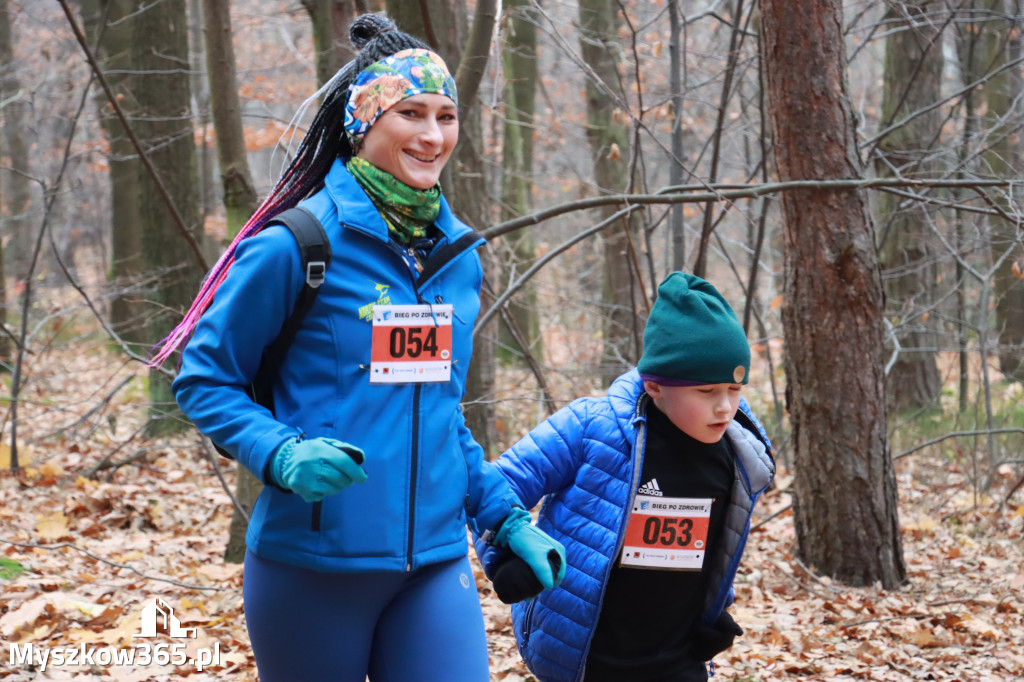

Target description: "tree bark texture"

left=759, top=0, right=907, bottom=588
left=980, top=0, right=1024, bottom=381
left=201, top=0, right=264, bottom=562
left=0, top=0, right=15, bottom=367
left=385, top=0, right=458, bottom=61
left=189, top=0, right=216, bottom=216
left=498, top=0, right=541, bottom=363
left=302, top=0, right=359, bottom=87
left=202, top=0, right=258, bottom=237
left=82, top=0, right=146, bottom=344
left=443, top=0, right=499, bottom=457
left=131, top=0, right=202, bottom=434
left=875, top=0, right=943, bottom=409
left=578, top=0, right=643, bottom=386
left=0, top=0, right=30, bottom=292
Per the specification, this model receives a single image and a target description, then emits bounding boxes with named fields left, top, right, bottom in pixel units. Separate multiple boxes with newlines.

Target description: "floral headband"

left=343, top=49, right=458, bottom=140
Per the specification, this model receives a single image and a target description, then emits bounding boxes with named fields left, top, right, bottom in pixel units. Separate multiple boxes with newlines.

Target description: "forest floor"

left=1, top=326, right=1023, bottom=681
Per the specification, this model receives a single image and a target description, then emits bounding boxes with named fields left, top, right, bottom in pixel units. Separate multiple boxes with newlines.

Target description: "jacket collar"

left=607, top=369, right=647, bottom=426
left=324, top=158, right=472, bottom=243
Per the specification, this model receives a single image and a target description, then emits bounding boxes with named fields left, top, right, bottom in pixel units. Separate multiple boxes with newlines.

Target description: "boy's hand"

left=490, top=553, right=563, bottom=604
left=685, top=610, right=743, bottom=661
left=493, top=508, right=567, bottom=590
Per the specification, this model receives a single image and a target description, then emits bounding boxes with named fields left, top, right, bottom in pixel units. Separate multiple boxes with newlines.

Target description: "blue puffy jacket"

left=174, top=159, right=519, bottom=573
left=478, top=370, right=775, bottom=682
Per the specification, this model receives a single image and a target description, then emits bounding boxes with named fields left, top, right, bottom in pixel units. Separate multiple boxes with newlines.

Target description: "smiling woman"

left=153, top=11, right=565, bottom=682
left=356, top=94, right=459, bottom=190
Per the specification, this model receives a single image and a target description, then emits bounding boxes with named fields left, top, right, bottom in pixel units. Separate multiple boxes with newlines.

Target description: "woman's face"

left=357, top=93, right=459, bottom=190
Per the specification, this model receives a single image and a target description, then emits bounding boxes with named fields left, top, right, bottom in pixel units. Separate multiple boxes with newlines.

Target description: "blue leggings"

left=243, top=551, right=490, bottom=682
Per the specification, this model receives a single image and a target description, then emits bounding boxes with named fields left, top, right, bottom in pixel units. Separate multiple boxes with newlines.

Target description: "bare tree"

left=201, top=0, right=262, bottom=563
left=302, top=0, right=375, bottom=87
left=759, top=0, right=906, bottom=588
left=0, top=0, right=27, bottom=363
left=874, top=0, right=944, bottom=409
left=979, top=0, right=1024, bottom=382
left=578, top=0, right=644, bottom=386
left=131, top=0, right=204, bottom=435
left=81, top=0, right=146, bottom=344
left=497, top=0, right=542, bottom=365
left=0, top=0, right=17, bottom=366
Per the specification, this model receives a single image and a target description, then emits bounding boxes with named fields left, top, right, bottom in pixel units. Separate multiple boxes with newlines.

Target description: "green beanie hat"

left=637, top=272, right=750, bottom=385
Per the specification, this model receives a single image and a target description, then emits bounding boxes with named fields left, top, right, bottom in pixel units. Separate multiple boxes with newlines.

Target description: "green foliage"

left=0, top=557, right=27, bottom=580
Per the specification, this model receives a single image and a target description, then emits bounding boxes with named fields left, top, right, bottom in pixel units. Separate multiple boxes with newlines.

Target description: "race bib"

left=619, top=495, right=712, bottom=571
left=370, top=304, right=453, bottom=384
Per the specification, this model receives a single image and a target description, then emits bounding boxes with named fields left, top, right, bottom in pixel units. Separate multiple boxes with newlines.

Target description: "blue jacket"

left=478, top=370, right=775, bottom=682
left=174, top=159, right=519, bottom=573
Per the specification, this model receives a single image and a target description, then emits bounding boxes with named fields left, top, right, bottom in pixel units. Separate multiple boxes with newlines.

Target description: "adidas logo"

left=638, top=478, right=663, bottom=496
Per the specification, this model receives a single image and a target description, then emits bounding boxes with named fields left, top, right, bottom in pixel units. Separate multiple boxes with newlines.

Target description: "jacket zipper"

left=407, top=382, right=422, bottom=571
left=574, top=397, right=648, bottom=682
left=381, top=234, right=477, bottom=570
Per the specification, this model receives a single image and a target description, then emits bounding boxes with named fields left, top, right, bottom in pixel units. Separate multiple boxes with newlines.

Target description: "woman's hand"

left=271, top=437, right=367, bottom=503
left=493, top=507, right=567, bottom=591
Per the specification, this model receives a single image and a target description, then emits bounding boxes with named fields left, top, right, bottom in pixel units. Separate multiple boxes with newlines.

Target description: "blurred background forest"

left=1, top=0, right=1023, bottom=679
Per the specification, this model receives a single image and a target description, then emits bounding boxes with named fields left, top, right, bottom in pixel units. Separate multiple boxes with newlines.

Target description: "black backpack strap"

left=213, top=207, right=331, bottom=459
left=251, top=206, right=332, bottom=406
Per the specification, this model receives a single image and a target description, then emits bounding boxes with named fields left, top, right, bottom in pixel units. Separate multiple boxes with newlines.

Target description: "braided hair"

left=151, top=15, right=432, bottom=366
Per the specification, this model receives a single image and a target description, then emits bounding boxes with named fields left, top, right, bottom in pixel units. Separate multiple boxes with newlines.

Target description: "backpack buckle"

left=306, top=261, right=326, bottom=288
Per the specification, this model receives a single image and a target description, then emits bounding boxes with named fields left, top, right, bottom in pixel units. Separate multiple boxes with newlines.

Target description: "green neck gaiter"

left=347, top=156, right=441, bottom=245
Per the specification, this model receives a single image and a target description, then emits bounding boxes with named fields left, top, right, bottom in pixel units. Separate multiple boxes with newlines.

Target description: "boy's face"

left=643, top=380, right=742, bottom=443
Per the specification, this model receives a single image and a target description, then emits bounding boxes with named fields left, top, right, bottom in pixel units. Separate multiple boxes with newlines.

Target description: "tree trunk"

left=875, top=0, right=943, bottom=409
left=668, top=0, right=686, bottom=271
left=302, top=0, right=361, bottom=87
left=82, top=0, right=146, bottom=345
left=385, top=0, right=458, bottom=54
left=497, top=0, right=541, bottom=364
left=390, top=0, right=500, bottom=455
left=981, top=0, right=1024, bottom=381
left=0, top=0, right=28, bottom=367
left=202, top=0, right=264, bottom=563
left=189, top=0, right=216, bottom=217
left=578, top=0, right=643, bottom=386
left=132, top=0, right=203, bottom=435
left=759, top=0, right=906, bottom=588
left=203, top=0, right=258, bottom=237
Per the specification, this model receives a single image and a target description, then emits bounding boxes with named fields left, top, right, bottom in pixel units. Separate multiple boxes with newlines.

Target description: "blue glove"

left=493, top=507, right=566, bottom=590
left=270, top=437, right=367, bottom=503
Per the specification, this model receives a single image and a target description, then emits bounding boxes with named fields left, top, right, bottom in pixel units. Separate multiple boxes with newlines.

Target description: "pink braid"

left=148, top=172, right=304, bottom=368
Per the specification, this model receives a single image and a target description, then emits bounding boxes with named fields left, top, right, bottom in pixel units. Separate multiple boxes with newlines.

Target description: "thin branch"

left=0, top=538, right=227, bottom=591
left=481, top=177, right=1018, bottom=241
left=893, top=429, right=1024, bottom=460
left=201, top=438, right=251, bottom=524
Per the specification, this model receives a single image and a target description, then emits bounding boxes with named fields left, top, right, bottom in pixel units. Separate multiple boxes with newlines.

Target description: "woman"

left=153, top=14, right=564, bottom=682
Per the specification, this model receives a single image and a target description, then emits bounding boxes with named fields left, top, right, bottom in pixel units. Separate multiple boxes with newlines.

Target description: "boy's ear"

left=643, top=379, right=662, bottom=398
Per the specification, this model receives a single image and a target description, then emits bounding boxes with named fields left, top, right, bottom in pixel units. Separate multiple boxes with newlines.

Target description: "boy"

left=477, top=272, right=774, bottom=682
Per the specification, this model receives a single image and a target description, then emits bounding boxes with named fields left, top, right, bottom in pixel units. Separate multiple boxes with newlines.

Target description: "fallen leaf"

left=34, top=511, right=70, bottom=540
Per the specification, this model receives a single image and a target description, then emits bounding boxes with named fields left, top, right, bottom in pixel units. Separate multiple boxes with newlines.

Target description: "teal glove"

left=493, top=507, right=566, bottom=590
left=271, top=437, right=367, bottom=503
